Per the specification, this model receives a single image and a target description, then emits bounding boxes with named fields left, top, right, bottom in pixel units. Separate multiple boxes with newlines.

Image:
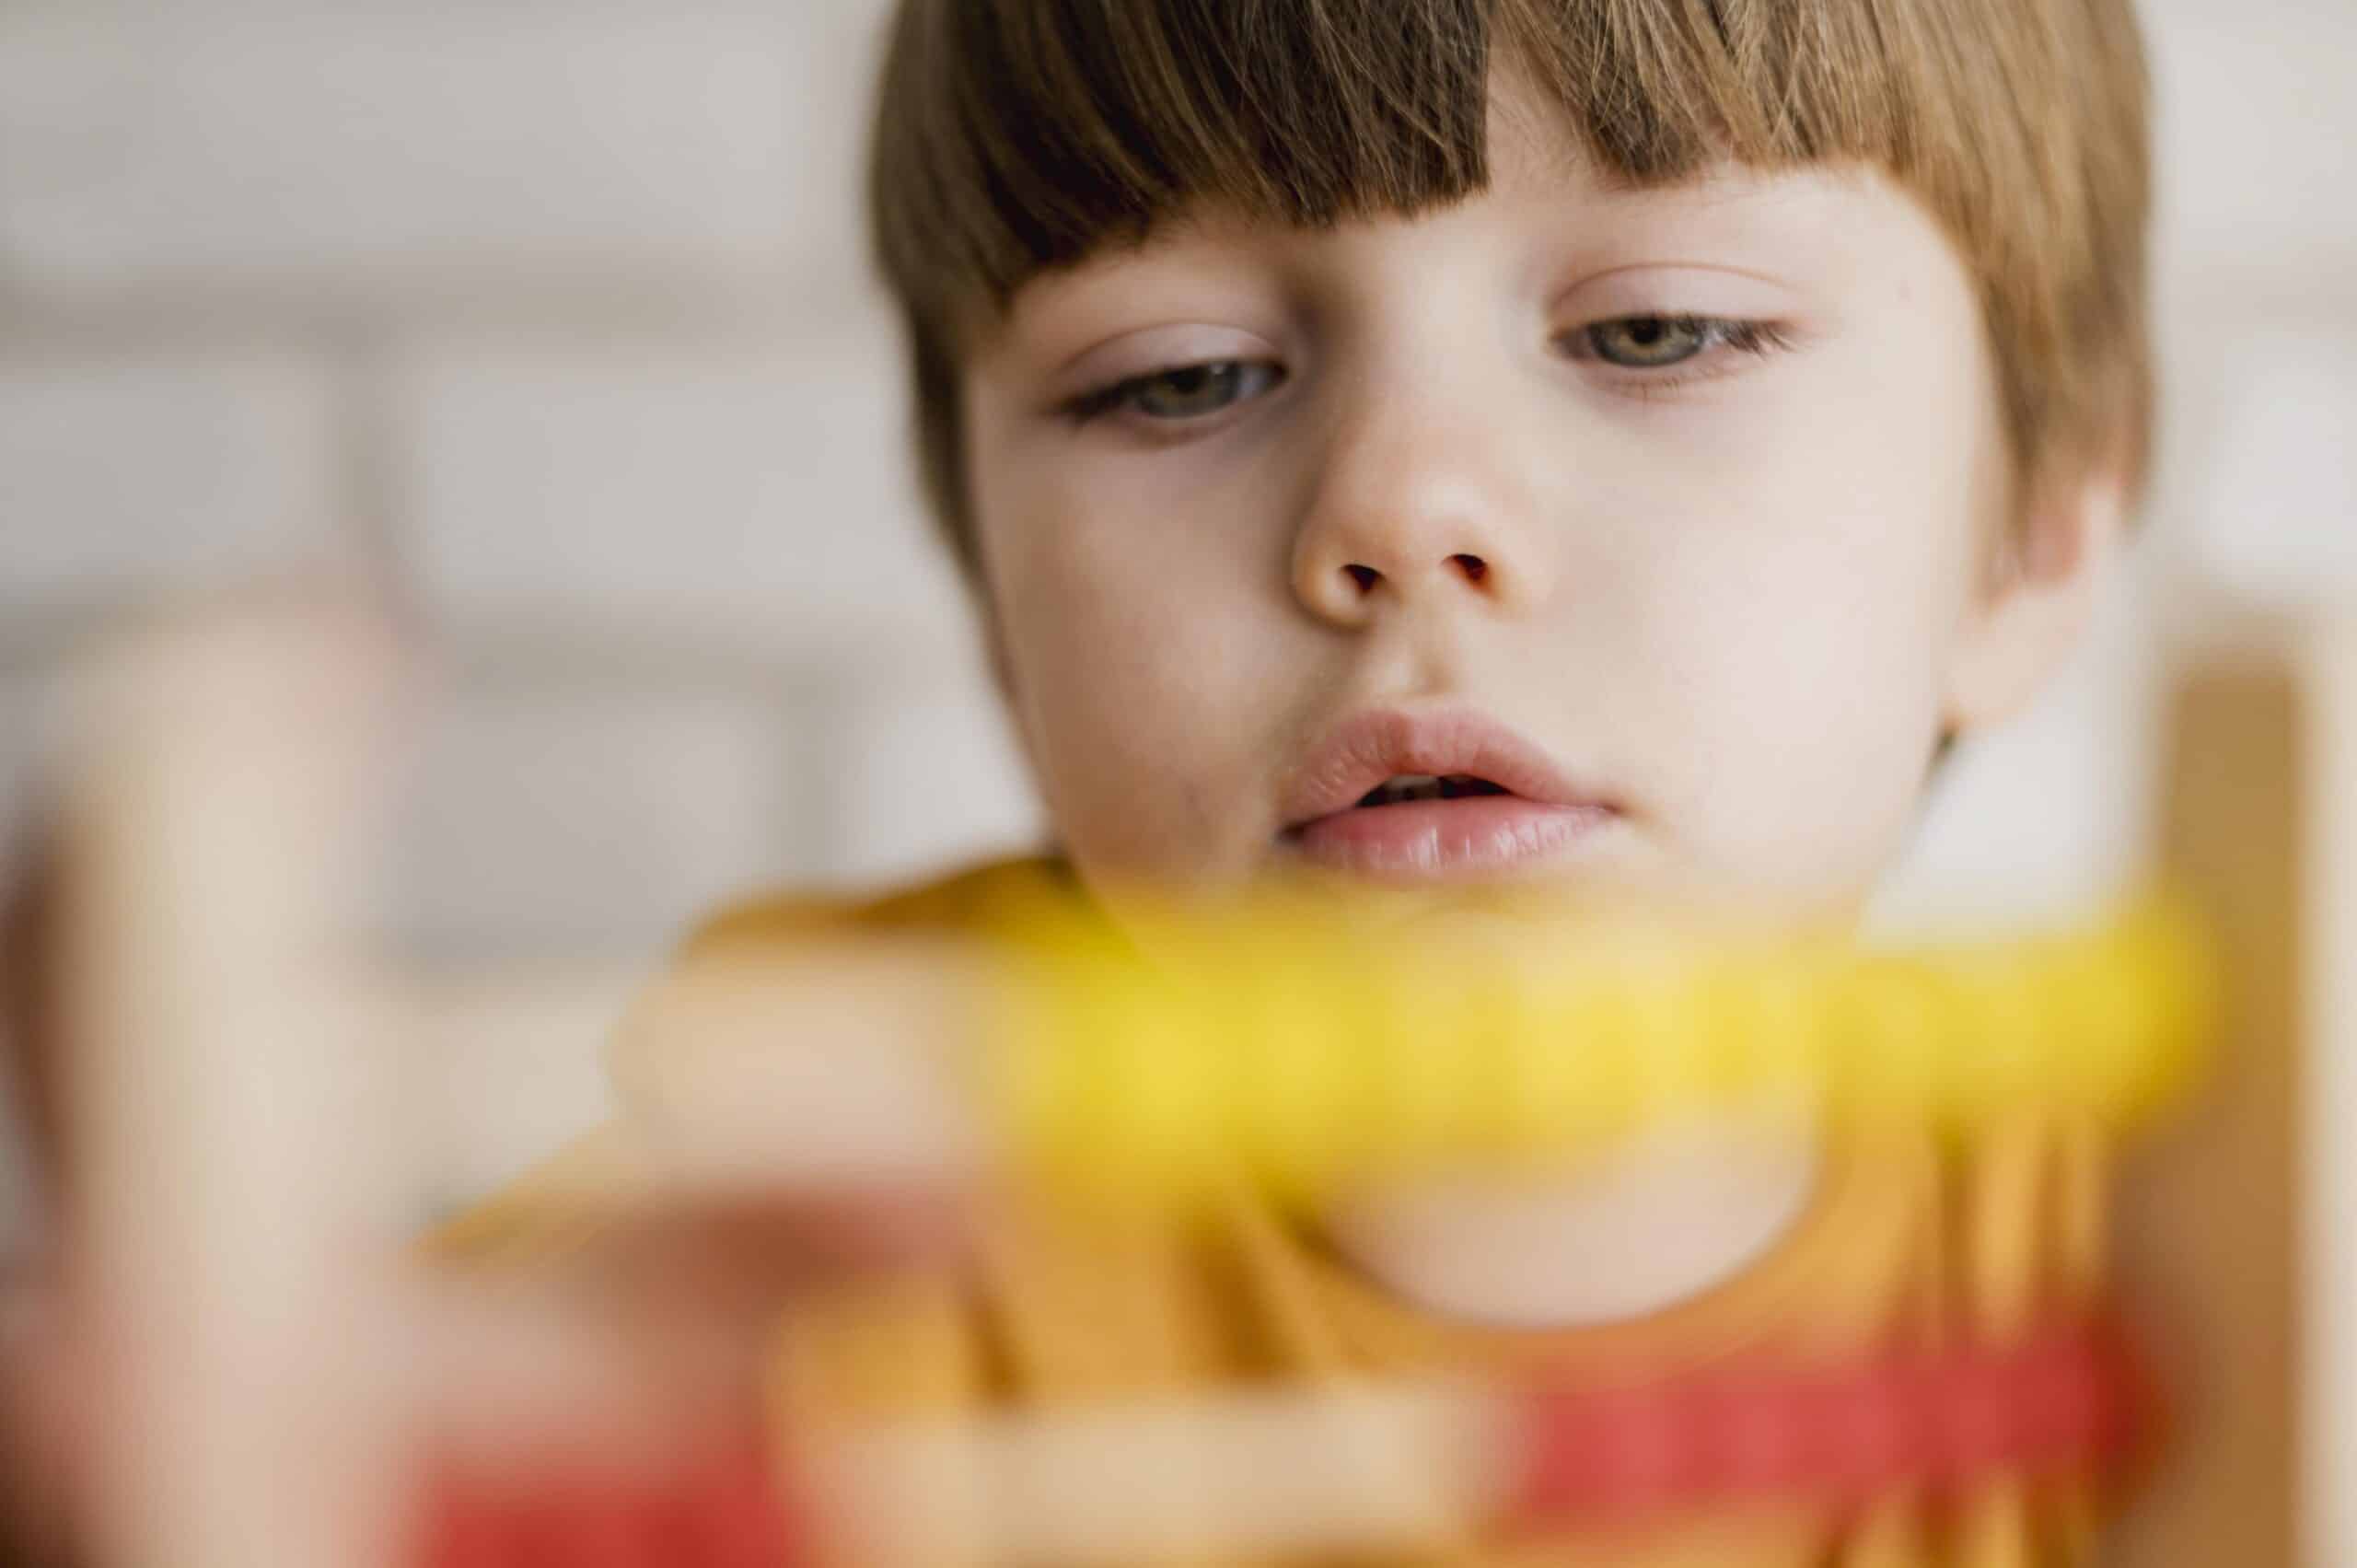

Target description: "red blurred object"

left=419, top=1427, right=800, bottom=1568
left=1507, top=1318, right=2152, bottom=1531
left=412, top=1321, right=2148, bottom=1565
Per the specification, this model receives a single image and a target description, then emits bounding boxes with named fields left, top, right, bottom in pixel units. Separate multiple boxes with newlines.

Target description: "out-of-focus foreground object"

left=7, top=595, right=2301, bottom=1568
left=56, top=599, right=412, bottom=1568
left=2105, top=608, right=2320, bottom=1568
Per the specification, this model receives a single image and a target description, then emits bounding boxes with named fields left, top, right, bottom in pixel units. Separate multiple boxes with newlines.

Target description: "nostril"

left=1450, top=552, right=1490, bottom=585
left=1342, top=563, right=1382, bottom=595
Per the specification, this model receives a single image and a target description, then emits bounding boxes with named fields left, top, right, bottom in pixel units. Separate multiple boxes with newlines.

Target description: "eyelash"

left=1060, top=366, right=1274, bottom=427
left=1561, top=316, right=1796, bottom=396
left=1059, top=315, right=1795, bottom=427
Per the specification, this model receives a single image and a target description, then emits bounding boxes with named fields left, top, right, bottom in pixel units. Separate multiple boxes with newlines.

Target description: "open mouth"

left=1353, top=774, right=1515, bottom=809
left=1274, top=707, right=1620, bottom=879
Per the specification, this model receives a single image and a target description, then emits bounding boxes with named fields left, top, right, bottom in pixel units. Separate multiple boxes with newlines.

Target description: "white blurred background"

left=0, top=0, right=2351, bottom=1212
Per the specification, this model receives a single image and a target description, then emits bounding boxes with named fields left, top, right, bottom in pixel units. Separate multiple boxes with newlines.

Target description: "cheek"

left=1655, top=533, right=1952, bottom=900
left=1607, top=369, right=1996, bottom=904
left=972, top=439, right=1303, bottom=881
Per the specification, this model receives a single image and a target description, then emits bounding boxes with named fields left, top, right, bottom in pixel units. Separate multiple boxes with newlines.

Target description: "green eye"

left=1125, top=361, right=1282, bottom=420
left=1585, top=315, right=1710, bottom=368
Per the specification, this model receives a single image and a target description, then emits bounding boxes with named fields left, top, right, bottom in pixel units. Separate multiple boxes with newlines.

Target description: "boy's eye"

left=1076, top=360, right=1286, bottom=424
left=1561, top=314, right=1795, bottom=382
left=1581, top=315, right=1711, bottom=368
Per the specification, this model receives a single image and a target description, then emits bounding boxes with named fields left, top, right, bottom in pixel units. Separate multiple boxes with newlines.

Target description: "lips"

left=1276, top=709, right=1621, bottom=882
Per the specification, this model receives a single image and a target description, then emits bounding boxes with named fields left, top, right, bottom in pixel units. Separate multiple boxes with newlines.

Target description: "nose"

left=1289, top=384, right=1550, bottom=628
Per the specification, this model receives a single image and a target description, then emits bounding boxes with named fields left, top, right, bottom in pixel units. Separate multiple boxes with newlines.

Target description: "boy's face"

left=962, top=81, right=2104, bottom=928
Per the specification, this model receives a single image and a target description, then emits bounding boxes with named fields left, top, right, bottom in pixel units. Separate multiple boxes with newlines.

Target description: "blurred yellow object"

left=978, top=893, right=2219, bottom=1202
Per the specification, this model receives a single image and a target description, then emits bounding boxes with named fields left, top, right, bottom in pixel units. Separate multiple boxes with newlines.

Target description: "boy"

left=449, top=0, right=2155, bottom=1562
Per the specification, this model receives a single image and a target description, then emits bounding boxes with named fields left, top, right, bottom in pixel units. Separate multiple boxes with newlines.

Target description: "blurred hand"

left=0, top=601, right=981, bottom=1568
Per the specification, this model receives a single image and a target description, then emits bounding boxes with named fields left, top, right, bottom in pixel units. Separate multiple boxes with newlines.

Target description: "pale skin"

left=960, top=75, right=2125, bottom=1325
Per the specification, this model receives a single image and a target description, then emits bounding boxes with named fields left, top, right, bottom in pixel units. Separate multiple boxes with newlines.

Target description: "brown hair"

left=867, top=0, right=2152, bottom=577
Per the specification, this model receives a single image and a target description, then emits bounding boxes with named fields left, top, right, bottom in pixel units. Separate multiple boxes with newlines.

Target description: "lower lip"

left=1285, top=797, right=1620, bottom=881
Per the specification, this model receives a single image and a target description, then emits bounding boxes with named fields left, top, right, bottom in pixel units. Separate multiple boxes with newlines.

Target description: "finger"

left=610, top=941, right=994, bottom=1196
left=412, top=1179, right=972, bottom=1469
left=61, top=598, right=412, bottom=1568
left=592, top=1184, right=968, bottom=1307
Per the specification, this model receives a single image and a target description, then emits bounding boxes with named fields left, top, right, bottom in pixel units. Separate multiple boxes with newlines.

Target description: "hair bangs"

left=872, top=0, right=2076, bottom=334
left=872, top=0, right=1501, bottom=328
left=870, top=0, right=2151, bottom=566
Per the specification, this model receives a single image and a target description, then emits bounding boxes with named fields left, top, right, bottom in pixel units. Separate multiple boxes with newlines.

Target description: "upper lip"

left=1276, top=707, right=1617, bottom=830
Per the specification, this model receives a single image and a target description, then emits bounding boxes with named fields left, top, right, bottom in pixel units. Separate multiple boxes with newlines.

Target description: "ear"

left=1941, top=459, right=2129, bottom=738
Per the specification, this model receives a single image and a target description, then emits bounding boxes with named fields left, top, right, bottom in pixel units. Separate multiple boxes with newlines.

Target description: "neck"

left=1319, top=1118, right=1819, bottom=1329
